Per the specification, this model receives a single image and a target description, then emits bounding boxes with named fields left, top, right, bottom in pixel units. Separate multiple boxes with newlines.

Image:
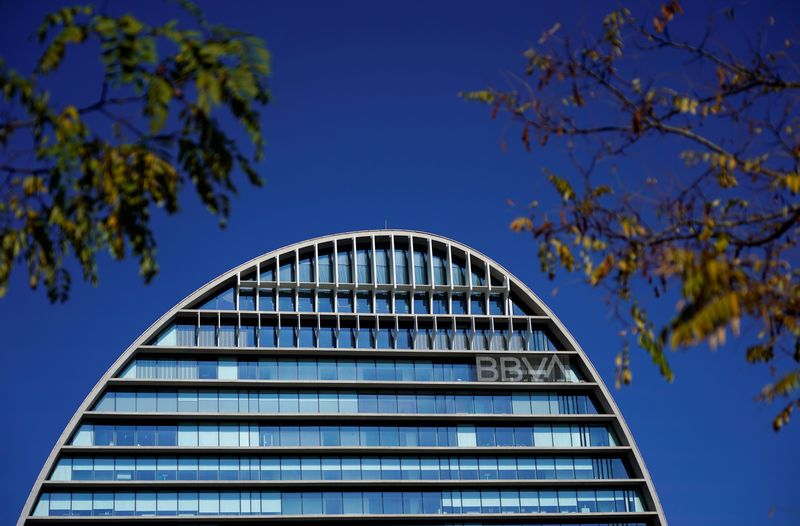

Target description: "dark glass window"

left=260, top=262, right=276, bottom=281
left=489, top=293, right=505, bottom=315
left=318, top=290, right=334, bottom=312
left=432, top=293, right=447, bottom=314
left=299, top=256, right=314, bottom=282
left=259, top=290, right=275, bottom=311
left=470, top=293, right=485, bottom=315
left=298, top=290, right=314, bottom=312
left=238, top=289, right=255, bottom=310
left=356, top=292, right=372, bottom=313
left=279, top=289, right=295, bottom=311
left=318, top=253, right=334, bottom=282
left=413, top=292, right=429, bottom=314
left=337, top=292, right=353, bottom=313
left=452, top=293, right=467, bottom=314
left=394, top=292, right=410, bottom=314
left=375, top=292, right=391, bottom=313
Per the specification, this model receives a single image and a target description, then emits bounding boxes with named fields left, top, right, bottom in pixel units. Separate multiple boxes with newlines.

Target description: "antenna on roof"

left=384, top=219, right=388, bottom=229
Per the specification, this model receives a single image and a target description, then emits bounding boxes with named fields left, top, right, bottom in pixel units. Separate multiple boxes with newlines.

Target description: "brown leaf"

left=521, top=126, right=532, bottom=152
left=632, top=109, right=643, bottom=135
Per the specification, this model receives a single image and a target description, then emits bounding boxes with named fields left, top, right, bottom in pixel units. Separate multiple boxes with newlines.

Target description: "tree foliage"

left=0, top=2, right=270, bottom=301
left=462, top=2, right=799, bottom=430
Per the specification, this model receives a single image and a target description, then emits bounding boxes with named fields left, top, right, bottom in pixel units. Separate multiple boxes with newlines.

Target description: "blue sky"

left=1, top=0, right=798, bottom=524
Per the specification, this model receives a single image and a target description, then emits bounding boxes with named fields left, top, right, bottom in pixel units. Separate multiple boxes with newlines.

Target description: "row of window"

left=51, top=455, right=628, bottom=482
left=120, top=358, right=580, bottom=383
left=207, top=289, right=529, bottom=317
left=248, top=245, right=491, bottom=288
left=71, top=423, right=617, bottom=449
left=156, top=322, right=557, bottom=351
left=93, top=390, right=597, bottom=416
left=34, top=488, right=646, bottom=516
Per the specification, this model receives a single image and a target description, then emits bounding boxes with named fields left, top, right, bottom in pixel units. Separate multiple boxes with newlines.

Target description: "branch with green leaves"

left=0, top=2, right=270, bottom=301
left=462, top=1, right=800, bottom=430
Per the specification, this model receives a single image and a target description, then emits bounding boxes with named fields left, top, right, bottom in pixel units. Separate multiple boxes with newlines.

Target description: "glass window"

left=413, top=292, right=429, bottom=314
left=318, top=328, right=335, bottom=348
left=279, top=326, right=297, bottom=347
left=432, top=253, right=448, bottom=285
left=201, top=288, right=235, bottom=310
left=357, top=328, right=374, bottom=349
left=451, top=293, right=467, bottom=314
left=279, top=290, right=295, bottom=311
left=451, top=259, right=466, bottom=286
left=489, top=293, right=505, bottom=315
left=299, top=255, right=314, bottom=282
left=357, top=249, right=372, bottom=284
left=375, top=292, right=391, bottom=313
left=471, top=265, right=485, bottom=286
left=318, top=252, right=334, bottom=282
left=299, top=327, right=316, bottom=348
left=259, top=290, right=275, bottom=311
left=318, top=290, right=334, bottom=312
left=394, top=249, right=409, bottom=284
left=394, top=292, right=410, bottom=314
left=338, top=328, right=356, bottom=349
left=239, top=325, right=256, bottom=347
left=198, top=324, right=216, bottom=347
left=377, top=329, right=393, bottom=349
left=432, top=293, right=447, bottom=314
left=298, top=290, right=314, bottom=312
left=470, top=293, right=485, bottom=315
left=589, top=426, right=610, bottom=447
left=260, top=326, right=277, bottom=348
left=337, top=250, right=353, bottom=283
left=375, top=248, right=391, bottom=284
left=157, top=426, right=177, bottom=446
left=396, top=329, right=413, bottom=349
left=239, top=289, right=255, bottom=310
left=279, top=259, right=295, bottom=282
left=260, top=262, right=276, bottom=282
left=302, top=492, right=322, bottom=514
left=413, top=250, right=428, bottom=285
left=356, top=291, right=372, bottom=313
left=336, top=291, right=353, bottom=313
left=218, top=325, right=236, bottom=347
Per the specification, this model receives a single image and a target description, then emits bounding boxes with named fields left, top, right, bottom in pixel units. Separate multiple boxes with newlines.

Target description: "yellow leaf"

left=510, top=217, right=533, bottom=232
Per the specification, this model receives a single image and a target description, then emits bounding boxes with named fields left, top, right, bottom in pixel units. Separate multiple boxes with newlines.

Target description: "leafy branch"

left=0, top=2, right=270, bottom=301
left=463, top=1, right=800, bottom=430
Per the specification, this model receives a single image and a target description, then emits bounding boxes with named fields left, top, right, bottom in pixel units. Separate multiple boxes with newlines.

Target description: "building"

left=18, top=230, right=667, bottom=525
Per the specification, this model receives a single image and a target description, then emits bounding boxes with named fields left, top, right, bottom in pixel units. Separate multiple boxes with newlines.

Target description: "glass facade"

left=51, top=455, right=629, bottom=481
left=70, top=423, right=618, bottom=448
left=120, top=357, right=582, bottom=382
left=34, top=489, right=644, bottom=517
left=93, top=389, right=597, bottom=415
left=22, top=232, right=662, bottom=525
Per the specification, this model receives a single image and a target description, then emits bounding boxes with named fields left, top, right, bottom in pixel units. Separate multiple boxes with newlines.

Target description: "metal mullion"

left=466, top=252, right=473, bottom=291
left=445, top=242, right=453, bottom=289
left=370, top=235, right=377, bottom=288
left=294, top=248, right=300, bottom=286
left=352, top=235, right=358, bottom=288
left=334, top=239, right=340, bottom=289
left=409, top=235, right=416, bottom=288
left=314, top=243, right=319, bottom=288
left=389, top=234, right=396, bottom=287
left=427, top=237, right=434, bottom=288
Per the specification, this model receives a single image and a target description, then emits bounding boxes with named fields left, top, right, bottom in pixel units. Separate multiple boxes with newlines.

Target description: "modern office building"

left=19, top=230, right=666, bottom=525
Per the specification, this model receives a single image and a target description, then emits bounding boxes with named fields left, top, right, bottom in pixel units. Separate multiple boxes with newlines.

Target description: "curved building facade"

left=19, top=230, right=666, bottom=525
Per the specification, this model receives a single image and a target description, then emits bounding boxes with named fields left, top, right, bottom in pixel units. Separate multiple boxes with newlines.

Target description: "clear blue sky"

left=1, top=1, right=798, bottom=524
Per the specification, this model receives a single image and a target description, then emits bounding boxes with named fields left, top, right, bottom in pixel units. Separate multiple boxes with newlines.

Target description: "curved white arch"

left=18, top=229, right=667, bottom=525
